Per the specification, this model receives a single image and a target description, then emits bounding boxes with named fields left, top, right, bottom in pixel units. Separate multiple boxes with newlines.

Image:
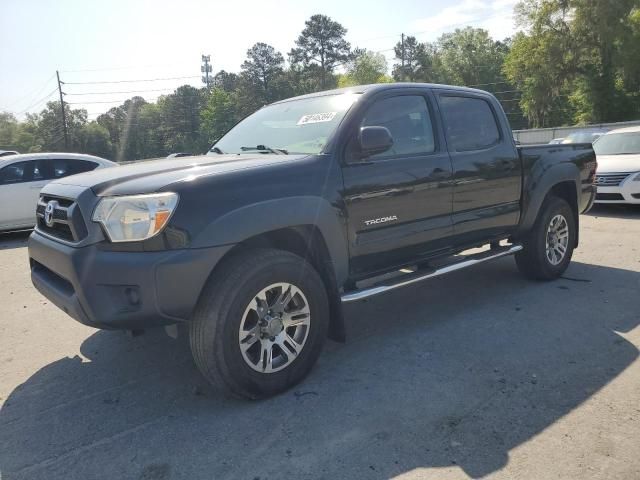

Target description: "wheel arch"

left=518, top=163, right=581, bottom=247
left=192, top=199, right=349, bottom=341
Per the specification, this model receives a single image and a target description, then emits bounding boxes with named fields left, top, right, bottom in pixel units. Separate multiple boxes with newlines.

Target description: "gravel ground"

left=1, top=205, right=639, bottom=480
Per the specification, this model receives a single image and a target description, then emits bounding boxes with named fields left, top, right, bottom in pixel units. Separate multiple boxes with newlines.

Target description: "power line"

left=60, top=62, right=195, bottom=74
left=3, top=74, right=57, bottom=111
left=15, top=87, right=59, bottom=115
left=65, top=87, right=186, bottom=96
left=63, top=75, right=201, bottom=85
left=67, top=95, right=204, bottom=105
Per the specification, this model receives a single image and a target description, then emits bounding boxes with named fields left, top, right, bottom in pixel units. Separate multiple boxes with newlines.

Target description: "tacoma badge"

left=364, top=215, right=398, bottom=226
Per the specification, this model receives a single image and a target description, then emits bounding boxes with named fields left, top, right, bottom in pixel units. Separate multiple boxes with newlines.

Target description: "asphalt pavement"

left=1, top=205, right=639, bottom=480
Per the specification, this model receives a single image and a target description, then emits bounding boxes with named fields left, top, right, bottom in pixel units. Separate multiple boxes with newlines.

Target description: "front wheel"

left=189, top=249, right=329, bottom=399
left=515, top=195, right=576, bottom=280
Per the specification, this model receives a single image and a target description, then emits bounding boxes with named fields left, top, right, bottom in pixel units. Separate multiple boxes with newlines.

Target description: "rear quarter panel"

left=517, top=143, right=596, bottom=233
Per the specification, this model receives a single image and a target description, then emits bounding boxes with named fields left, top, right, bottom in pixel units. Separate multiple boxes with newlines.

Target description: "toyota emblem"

left=44, top=200, right=59, bottom=227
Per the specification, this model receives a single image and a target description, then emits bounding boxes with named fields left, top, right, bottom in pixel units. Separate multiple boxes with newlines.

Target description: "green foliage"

left=338, top=49, right=393, bottom=87
left=200, top=88, right=238, bottom=145
left=3, top=9, right=639, bottom=159
left=392, top=28, right=526, bottom=127
left=78, top=122, right=112, bottom=159
left=393, top=36, right=429, bottom=81
left=504, top=0, right=640, bottom=127
left=289, top=14, right=352, bottom=89
left=241, top=43, right=285, bottom=103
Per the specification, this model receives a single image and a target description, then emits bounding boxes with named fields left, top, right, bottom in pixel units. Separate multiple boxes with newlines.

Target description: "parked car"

left=562, top=129, right=607, bottom=145
left=592, top=126, right=640, bottom=204
left=0, top=150, right=19, bottom=157
left=28, top=83, right=596, bottom=399
left=0, top=153, right=116, bottom=231
left=549, top=138, right=565, bottom=144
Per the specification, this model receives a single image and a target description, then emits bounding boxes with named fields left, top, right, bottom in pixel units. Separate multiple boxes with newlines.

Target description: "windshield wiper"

left=209, top=146, right=225, bottom=154
left=240, top=145, right=288, bottom=155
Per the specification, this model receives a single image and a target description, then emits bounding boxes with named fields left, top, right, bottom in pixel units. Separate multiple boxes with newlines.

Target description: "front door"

left=341, top=91, right=454, bottom=277
left=0, top=160, right=43, bottom=229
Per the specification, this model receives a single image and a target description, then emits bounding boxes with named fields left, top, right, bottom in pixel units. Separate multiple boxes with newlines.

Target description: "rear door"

left=341, top=89, right=454, bottom=276
left=436, top=92, right=522, bottom=243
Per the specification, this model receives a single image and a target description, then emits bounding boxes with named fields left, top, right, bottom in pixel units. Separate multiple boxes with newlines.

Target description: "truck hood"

left=50, top=153, right=309, bottom=196
left=595, top=153, right=640, bottom=174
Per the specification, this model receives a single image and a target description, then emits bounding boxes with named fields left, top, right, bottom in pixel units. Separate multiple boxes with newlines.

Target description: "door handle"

left=30, top=184, right=46, bottom=189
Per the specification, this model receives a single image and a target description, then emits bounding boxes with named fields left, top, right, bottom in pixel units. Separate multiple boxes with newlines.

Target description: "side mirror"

left=358, top=126, right=393, bottom=159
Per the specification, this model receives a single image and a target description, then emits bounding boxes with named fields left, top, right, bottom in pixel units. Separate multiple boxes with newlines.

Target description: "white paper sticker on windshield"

left=297, top=112, right=337, bottom=125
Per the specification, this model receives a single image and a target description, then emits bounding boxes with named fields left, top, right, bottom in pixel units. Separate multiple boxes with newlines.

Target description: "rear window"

left=440, top=96, right=501, bottom=151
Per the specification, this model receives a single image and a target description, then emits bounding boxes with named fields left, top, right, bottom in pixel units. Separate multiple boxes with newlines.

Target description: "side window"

left=33, top=159, right=98, bottom=180
left=68, top=160, right=99, bottom=175
left=0, top=161, right=35, bottom=185
left=361, top=95, right=435, bottom=159
left=33, top=159, right=55, bottom=180
left=439, top=96, right=500, bottom=151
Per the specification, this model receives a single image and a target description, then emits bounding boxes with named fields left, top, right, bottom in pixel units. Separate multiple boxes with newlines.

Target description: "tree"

left=98, top=97, right=147, bottom=161
left=392, top=36, right=427, bottom=81
left=505, top=0, right=640, bottom=126
left=289, top=14, right=352, bottom=89
left=23, top=101, right=89, bottom=152
left=437, top=28, right=509, bottom=87
left=241, top=43, right=285, bottom=102
left=212, top=70, right=239, bottom=92
left=200, top=88, right=238, bottom=145
left=78, top=122, right=113, bottom=159
left=0, top=112, right=19, bottom=149
left=338, top=49, right=392, bottom=86
left=157, top=85, right=207, bottom=155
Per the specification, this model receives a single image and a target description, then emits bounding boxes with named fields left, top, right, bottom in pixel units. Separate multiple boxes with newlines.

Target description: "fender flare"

left=518, top=162, right=581, bottom=236
left=190, top=196, right=350, bottom=285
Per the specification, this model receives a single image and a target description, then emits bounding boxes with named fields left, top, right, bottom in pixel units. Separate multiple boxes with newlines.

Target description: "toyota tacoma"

left=28, top=83, right=597, bottom=399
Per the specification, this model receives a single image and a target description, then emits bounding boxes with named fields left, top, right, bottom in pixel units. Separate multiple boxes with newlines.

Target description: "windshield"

left=562, top=132, right=604, bottom=144
left=593, top=132, right=640, bottom=155
left=209, top=93, right=361, bottom=155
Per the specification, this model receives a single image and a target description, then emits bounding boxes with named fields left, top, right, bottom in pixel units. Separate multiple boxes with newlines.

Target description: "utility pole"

left=201, top=55, right=212, bottom=90
left=56, top=70, right=69, bottom=150
left=401, top=33, right=405, bottom=81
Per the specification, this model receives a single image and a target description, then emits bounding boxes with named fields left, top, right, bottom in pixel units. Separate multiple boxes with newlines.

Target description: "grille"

left=36, top=195, right=88, bottom=243
left=596, top=193, right=625, bottom=201
left=595, top=173, right=630, bottom=186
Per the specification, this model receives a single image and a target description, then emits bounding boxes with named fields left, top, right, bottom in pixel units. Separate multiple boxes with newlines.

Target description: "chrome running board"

left=341, top=244, right=523, bottom=303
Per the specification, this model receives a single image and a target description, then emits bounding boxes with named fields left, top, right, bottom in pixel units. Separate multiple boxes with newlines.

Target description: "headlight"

left=92, top=192, right=179, bottom=242
left=633, top=172, right=640, bottom=181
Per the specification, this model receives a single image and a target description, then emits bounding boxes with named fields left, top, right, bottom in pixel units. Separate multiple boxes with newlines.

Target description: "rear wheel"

left=189, top=249, right=329, bottom=399
left=515, top=195, right=575, bottom=280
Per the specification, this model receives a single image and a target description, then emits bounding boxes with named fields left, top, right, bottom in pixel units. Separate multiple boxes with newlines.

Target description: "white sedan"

left=593, top=126, right=640, bottom=204
left=0, top=153, right=116, bottom=231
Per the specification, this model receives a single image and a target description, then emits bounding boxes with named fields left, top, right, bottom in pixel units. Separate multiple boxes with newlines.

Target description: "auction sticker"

left=297, top=112, right=337, bottom=125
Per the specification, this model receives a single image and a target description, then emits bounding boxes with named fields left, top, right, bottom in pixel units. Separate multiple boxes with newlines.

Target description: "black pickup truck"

left=28, top=83, right=596, bottom=398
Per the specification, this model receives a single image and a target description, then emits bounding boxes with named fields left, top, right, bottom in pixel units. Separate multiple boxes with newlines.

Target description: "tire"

left=189, top=248, right=329, bottom=399
left=515, top=195, right=576, bottom=280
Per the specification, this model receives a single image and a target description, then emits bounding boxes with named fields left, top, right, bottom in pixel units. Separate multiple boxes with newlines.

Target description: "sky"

left=0, top=0, right=519, bottom=120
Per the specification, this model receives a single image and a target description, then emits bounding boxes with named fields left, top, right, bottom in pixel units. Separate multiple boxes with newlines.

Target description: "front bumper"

left=28, top=231, right=232, bottom=329
left=595, top=176, right=640, bottom=204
